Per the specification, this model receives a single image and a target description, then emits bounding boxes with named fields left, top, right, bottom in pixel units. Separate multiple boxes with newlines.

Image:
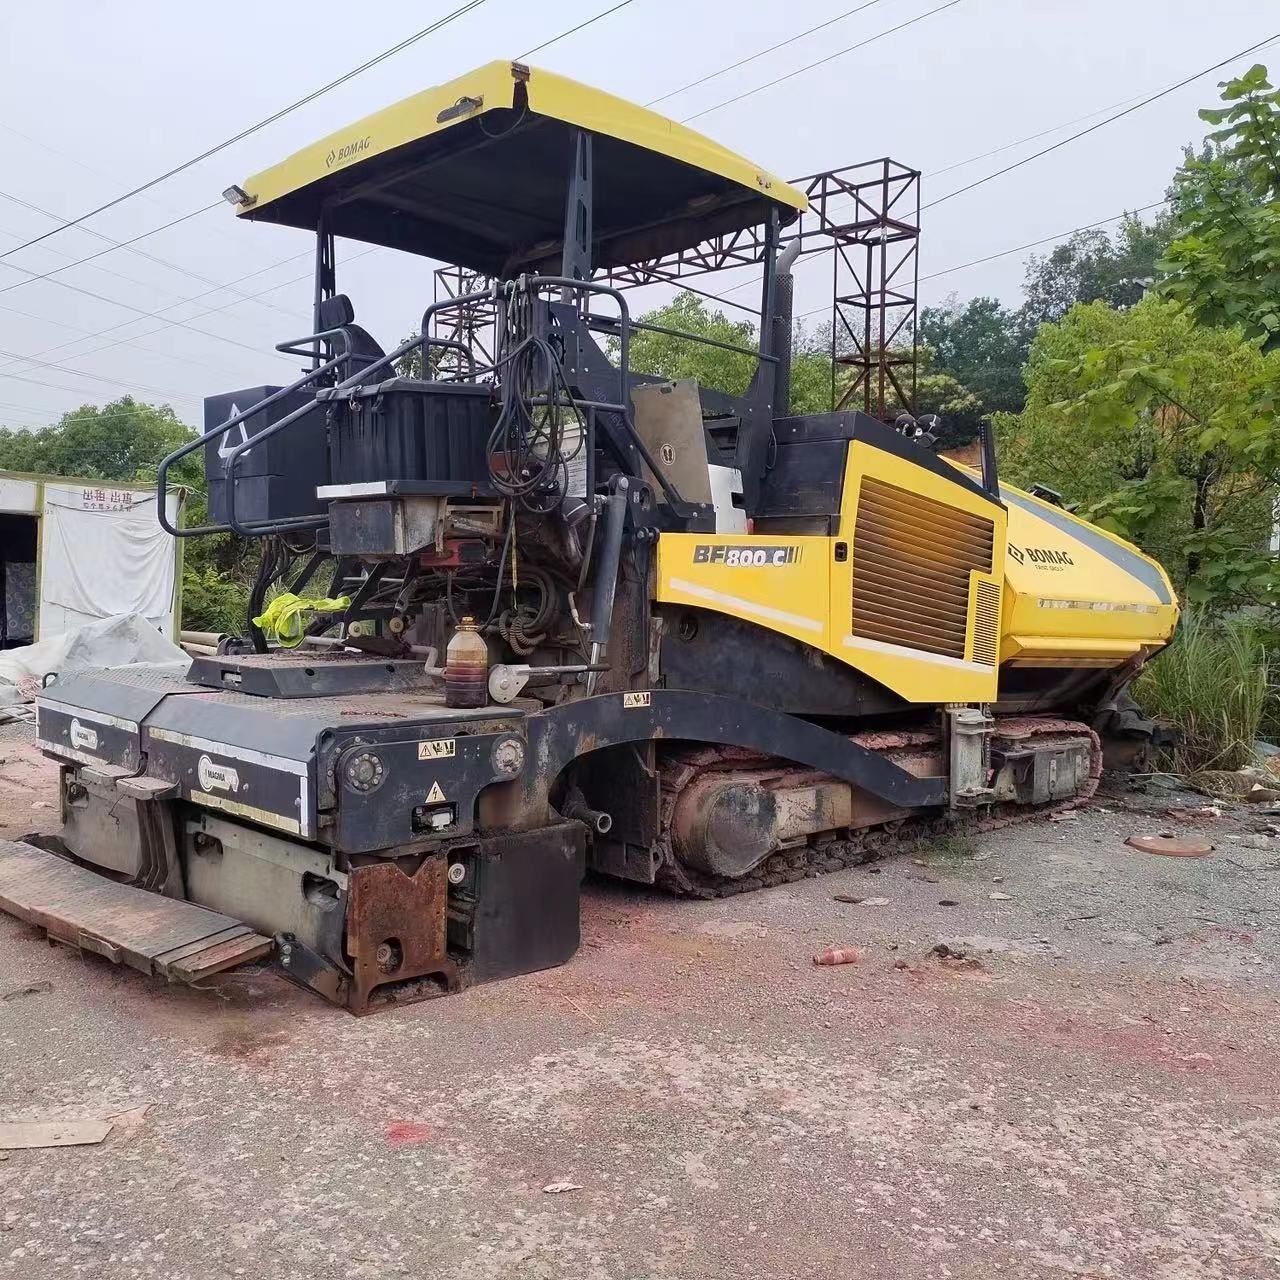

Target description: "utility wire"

left=646, top=0, right=890, bottom=106
left=518, top=0, right=639, bottom=58
left=0, top=0, right=491, bottom=263
left=0, top=187, right=305, bottom=321
left=0, top=203, right=222, bottom=297
left=0, top=0, right=637, bottom=383
left=916, top=199, right=1171, bottom=285
left=924, top=31, right=1280, bottom=209
left=705, top=35, right=1277, bottom=309
left=794, top=198, right=1171, bottom=321
left=681, top=0, right=965, bottom=122
left=0, top=346, right=200, bottom=403
left=0, top=246, right=316, bottom=377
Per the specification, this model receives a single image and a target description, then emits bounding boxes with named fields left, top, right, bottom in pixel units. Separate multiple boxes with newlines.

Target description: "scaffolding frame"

left=431, top=158, right=920, bottom=418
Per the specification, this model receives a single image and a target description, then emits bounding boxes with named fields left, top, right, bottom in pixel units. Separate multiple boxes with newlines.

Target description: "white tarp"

left=0, top=614, right=189, bottom=717
left=38, top=484, right=177, bottom=636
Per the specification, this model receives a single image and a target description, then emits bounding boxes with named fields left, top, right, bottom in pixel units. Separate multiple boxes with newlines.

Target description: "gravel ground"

left=0, top=723, right=1278, bottom=1279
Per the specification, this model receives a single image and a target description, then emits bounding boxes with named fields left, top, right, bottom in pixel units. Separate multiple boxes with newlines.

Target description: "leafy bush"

left=181, top=566, right=249, bottom=636
left=1134, top=612, right=1271, bottom=773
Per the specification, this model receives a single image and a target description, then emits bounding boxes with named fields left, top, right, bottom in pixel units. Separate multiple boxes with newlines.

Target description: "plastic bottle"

left=444, top=616, right=488, bottom=708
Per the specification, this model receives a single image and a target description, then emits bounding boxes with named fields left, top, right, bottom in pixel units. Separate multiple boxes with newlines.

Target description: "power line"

left=0, top=0, right=639, bottom=390
left=0, top=246, right=318, bottom=376
left=0, top=401, right=194, bottom=431
left=0, top=0, right=491, bottom=264
left=916, top=200, right=1171, bottom=285
left=0, top=293, right=280, bottom=383
left=0, top=245, right=380, bottom=400
left=705, top=35, right=1277, bottom=309
left=924, top=31, right=1280, bottom=210
left=0, top=347, right=201, bottom=404
left=0, top=203, right=222, bottom=297
left=794, top=198, right=1171, bottom=321
left=646, top=0, right=890, bottom=107
left=518, top=0, right=639, bottom=58
left=36, top=247, right=381, bottom=376
left=681, top=0, right=965, bottom=122
left=0, top=186, right=305, bottom=322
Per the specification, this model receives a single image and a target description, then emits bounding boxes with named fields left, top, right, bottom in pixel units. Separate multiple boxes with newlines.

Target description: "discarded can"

left=813, top=946, right=859, bottom=966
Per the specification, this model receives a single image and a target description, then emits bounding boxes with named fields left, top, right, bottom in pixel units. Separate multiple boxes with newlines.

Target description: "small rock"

left=542, top=1182, right=583, bottom=1195
left=860, top=896, right=890, bottom=907
left=938, top=899, right=959, bottom=907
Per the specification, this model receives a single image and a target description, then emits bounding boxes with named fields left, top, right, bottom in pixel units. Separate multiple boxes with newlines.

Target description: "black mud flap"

left=453, top=821, right=586, bottom=984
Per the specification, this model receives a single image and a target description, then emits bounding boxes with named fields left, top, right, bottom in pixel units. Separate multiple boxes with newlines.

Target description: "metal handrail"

left=156, top=332, right=354, bottom=538
left=585, top=312, right=778, bottom=363
left=223, top=320, right=469, bottom=536
left=168, top=275, right=693, bottom=541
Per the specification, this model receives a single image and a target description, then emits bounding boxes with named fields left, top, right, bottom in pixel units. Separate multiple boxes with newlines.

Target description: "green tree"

left=998, top=296, right=1279, bottom=604
left=1021, top=209, right=1178, bottom=328
left=0, top=397, right=260, bottom=631
left=1161, top=62, right=1280, bottom=350
left=0, top=397, right=194, bottom=481
left=920, top=294, right=1032, bottom=418
left=627, top=293, right=759, bottom=395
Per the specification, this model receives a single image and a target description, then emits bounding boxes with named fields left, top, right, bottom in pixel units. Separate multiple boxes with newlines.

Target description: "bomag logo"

left=1009, top=544, right=1074, bottom=568
left=693, top=544, right=801, bottom=567
left=325, top=136, right=372, bottom=169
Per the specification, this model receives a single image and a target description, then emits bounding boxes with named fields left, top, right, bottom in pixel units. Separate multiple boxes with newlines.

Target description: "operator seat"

left=317, top=293, right=387, bottom=378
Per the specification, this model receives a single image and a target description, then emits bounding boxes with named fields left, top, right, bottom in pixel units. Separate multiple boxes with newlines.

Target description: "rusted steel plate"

left=1126, top=834, right=1214, bottom=858
left=0, top=840, right=271, bottom=982
left=346, top=856, right=456, bottom=1013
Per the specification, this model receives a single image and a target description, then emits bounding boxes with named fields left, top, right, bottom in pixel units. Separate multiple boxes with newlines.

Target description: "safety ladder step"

left=0, top=840, right=272, bottom=984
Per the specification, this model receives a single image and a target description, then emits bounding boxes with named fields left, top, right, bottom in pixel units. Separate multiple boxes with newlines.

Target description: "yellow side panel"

left=655, top=442, right=1007, bottom=706
left=657, top=537, right=831, bottom=650
left=834, top=443, right=1005, bottom=704
left=996, top=480, right=1179, bottom=665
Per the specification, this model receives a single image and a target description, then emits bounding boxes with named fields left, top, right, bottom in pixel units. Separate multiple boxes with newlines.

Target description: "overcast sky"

left=0, top=0, right=1275, bottom=431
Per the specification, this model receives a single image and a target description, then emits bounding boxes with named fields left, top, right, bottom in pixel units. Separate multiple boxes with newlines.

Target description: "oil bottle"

left=444, top=616, right=488, bottom=708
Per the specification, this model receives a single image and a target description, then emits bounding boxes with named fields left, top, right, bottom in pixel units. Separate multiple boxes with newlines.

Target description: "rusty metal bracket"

left=345, top=857, right=458, bottom=1014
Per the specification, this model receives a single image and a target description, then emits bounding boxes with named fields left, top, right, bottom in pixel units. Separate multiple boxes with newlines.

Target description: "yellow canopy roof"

left=233, top=60, right=807, bottom=276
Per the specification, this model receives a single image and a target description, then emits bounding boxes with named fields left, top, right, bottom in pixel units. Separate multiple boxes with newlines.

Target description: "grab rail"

left=156, top=328, right=354, bottom=538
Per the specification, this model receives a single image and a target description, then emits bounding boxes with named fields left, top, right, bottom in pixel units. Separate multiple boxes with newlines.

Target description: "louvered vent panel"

left=970, top=579, right=1002, bottom=667
left=852, top=477, right=995, bottom=660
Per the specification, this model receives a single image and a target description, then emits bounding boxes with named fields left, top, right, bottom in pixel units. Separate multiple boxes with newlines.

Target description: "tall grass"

left=1134, top=611, right=1271, bottom=774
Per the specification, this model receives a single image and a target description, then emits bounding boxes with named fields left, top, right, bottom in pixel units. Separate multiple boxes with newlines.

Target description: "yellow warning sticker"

left=425, top=780, right=447, bottom=803
left=622, top=691, right=651, bottom=709
left=418, top=739, right=456, bottom=760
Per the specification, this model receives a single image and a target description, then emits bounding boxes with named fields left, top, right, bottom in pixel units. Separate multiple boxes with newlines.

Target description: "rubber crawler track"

left=653, top=717, right=1103, bottom=899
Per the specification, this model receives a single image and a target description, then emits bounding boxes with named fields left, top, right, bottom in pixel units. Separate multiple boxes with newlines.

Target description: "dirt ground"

left=0, top=720, right=1277, bottom=1279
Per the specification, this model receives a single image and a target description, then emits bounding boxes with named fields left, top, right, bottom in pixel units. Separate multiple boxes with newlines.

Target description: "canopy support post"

left=560, top=129, right=594, bottom=288
left=312, top=209, right=337, bottom=373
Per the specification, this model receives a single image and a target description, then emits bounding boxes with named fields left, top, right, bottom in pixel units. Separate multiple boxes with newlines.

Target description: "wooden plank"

left=0, top=1119, right=112, bottom=1150
left=165, top=934, right=273, bottom=981
left=0, top=841, right=272, bottom=986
